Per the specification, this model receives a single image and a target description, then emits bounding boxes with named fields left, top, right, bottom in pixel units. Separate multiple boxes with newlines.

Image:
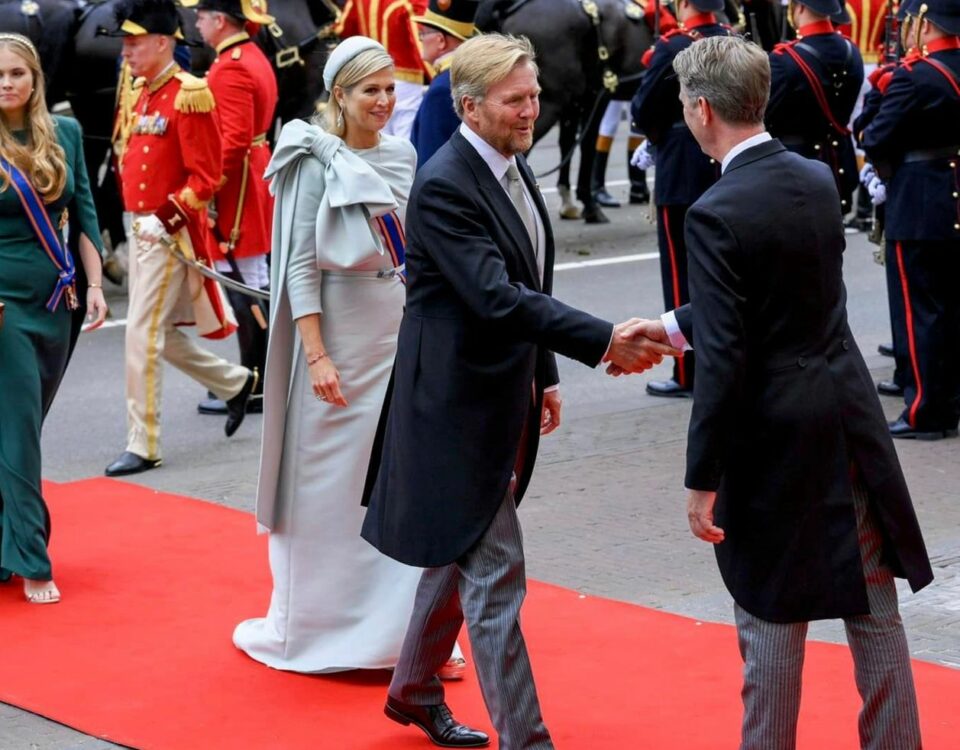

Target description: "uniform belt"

left=902, top=145, right=960, bottom=163
left=324, top=265, right=405, bottom=279
left=251, top=133, right=268, bottom=147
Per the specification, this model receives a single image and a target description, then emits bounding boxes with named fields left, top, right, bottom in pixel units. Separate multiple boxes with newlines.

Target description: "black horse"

left=478, top=0, right=654, bottom=223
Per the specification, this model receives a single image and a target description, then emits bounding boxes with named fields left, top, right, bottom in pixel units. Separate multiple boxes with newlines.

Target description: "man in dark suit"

left=646, top=35, right=933, bottom=749
left=362, top=33, right=678, bottom=750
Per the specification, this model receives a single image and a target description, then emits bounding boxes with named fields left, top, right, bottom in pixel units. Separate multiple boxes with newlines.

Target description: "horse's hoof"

left=583, top=206, right=610, bottom=224
left=103, top=255, right=126, bottom=286
left=559, top=205, right=583, bottom=220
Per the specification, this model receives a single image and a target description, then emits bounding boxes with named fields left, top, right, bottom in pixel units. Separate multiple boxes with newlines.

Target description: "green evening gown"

left=0, top=115, right=103, bottom=582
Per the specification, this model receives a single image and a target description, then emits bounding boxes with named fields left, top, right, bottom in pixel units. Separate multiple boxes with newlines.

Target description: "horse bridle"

left=260, top=0, right=341, bottom=69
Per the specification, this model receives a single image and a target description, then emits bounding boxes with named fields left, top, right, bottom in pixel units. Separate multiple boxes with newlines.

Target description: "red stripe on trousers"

left=662, top=206, right=687, bottom=387
left=895, top=242, right=923, bottom=426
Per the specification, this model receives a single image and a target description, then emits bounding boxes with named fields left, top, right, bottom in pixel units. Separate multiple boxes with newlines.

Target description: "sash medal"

left=0, top=157, right=79, bottom=311
left=374, top=211, right=407, bottom=284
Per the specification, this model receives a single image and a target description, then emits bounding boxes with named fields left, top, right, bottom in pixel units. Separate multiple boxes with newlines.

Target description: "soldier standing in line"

left=188, top=0, right=278, bottom=416
left=766, top=0, right=865, bottom=215
left=103, top=0, right=256, bottom=477
left=861, top=0, right=960, bottom=440
left=631, top=0, right=734, bottom=399
left=336, top=0, right=428, bottom=139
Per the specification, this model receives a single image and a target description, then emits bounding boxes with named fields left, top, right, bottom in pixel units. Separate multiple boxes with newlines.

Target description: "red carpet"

left=0, top=478, right=956, bottom=749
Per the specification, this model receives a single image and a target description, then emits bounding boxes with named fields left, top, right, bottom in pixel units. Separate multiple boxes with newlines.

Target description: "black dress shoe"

left=888, top=417, right=959, bottom=441
left=877, top=343, right=895, bottom=358
left=876, top=380, right=904, bottom=397
left=646, top=379, right=693, bottom=398
left=593, top=188, right=621, bottom=208
left=384, top=697, right=489, bottom=748
left=629, top=185, right=651, bottom=204
left=199, top=394, right=263, bottom=415
left=225, top=369, right=259, bottom=437
left=105, top=451, right=162, bottom=477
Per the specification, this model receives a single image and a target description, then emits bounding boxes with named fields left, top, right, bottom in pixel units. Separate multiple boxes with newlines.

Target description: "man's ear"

left=699, top=97, right=712, bottom=127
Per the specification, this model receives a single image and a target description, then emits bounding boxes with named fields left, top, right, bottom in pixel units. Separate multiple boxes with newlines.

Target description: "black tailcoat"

left=674, top=139, right=933, bottom=623
left=362, top=130, right=613, bottom=568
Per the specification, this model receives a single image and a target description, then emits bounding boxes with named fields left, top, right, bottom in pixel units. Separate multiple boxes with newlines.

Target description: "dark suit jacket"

left=674, top=139, right=933, bottom=623
left=362, top=129, right=613, bottom=567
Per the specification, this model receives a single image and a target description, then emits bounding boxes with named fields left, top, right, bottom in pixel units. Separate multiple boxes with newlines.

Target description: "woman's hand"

left=83, top=287, right=108, bottom=331
left=310, top=356, right=348, bottom=407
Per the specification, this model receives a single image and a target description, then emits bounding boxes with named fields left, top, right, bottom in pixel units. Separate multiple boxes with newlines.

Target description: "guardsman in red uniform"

left=335, top=0, right=428, bottom=138
left=103, top=0, right=257, bottom=477
left=188, top=0, right=278, bottom=415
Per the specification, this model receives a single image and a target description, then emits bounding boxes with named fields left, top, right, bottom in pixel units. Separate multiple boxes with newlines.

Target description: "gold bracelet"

left=306, top=351, right=328, bottom=366
left=88, top=282, right=103, bottom=288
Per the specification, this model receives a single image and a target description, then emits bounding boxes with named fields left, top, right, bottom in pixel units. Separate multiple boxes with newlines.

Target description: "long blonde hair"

left=0, top=34, right=67, bottom=202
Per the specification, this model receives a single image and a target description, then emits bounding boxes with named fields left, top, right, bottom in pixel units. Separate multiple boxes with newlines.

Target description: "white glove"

left=867, top=175, right=887, bottom=205
left=631, top=139, right=656, bottom=170
left=859, top=162, right=877, bottom=187
left=133, top=214, right=169, bottom=245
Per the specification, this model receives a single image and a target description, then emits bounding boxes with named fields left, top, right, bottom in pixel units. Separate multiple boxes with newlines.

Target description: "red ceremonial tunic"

left=206, top=32, right=278, bottom=261
left=336, top=0, right=426, bottom=84
left=118, top=64, right=223, bottom=257
left=837, top=0, right=888, bottom=64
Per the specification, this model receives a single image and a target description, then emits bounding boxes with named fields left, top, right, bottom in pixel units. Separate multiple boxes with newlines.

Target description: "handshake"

left=602, top=318, right=682, bottom=376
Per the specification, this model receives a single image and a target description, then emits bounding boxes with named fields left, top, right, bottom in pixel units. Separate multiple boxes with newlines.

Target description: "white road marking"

left=539, top=179, right=629, bottom=195
left=555, top=252, right=658, bottom=271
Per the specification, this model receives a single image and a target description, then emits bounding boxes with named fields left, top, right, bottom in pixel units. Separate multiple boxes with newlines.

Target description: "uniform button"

left=955, top=223, right=960, bottom=230
left=842, top=339, right=850, bottom=351
left=798, top=356, right=807, bottom=368
left=814, top=144, right=821, bottom=151
left=141, top=164, right=148, bottom=172
left=709, top=158, right=716, bottom=164
left=953, top=192, right=958, bottom=198
left=838, top=168, right=844, bottom=174
left=951, top=162, right=957, bottom=168
left=138, top=201, right=144, bottom=209
left=143, top=146, right=150, bottom=154
left=139, top=182, right=147, bottom=190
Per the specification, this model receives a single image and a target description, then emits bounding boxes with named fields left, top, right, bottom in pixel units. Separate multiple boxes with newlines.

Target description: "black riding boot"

left=591, top=149, right=621, bottom=208
left=198, top=285, right=268, bottom=415
left=629, top=158, right=650, bottom=205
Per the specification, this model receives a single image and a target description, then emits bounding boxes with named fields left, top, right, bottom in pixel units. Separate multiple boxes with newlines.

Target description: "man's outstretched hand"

left=603, top=318, right=681, bottom=375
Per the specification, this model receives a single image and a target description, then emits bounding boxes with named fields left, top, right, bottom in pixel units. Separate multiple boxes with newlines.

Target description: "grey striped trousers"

left=389, top=491, right=554, bottom=750
left=735, top=483, right=922, bottom=750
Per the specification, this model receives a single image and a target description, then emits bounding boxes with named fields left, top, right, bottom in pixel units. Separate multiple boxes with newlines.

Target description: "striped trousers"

left=735, top=484, right=922, bottom=750
left=389, top=491, right=554, bottom=750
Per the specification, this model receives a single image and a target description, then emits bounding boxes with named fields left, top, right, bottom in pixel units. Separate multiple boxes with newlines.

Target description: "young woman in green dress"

left=0, top=33, right=108, bottom=604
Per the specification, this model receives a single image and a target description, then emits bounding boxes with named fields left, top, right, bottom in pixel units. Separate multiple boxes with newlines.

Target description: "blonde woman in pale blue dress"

left=233, top=38, right=464, bottom=677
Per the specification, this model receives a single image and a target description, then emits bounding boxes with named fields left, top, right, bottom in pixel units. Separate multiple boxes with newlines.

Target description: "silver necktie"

left=505, top=163, right=540, bottom=279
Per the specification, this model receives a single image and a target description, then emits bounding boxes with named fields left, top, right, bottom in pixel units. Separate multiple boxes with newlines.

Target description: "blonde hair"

left=673, top=36, right=770, bottom=125
left=0, top=34, right=67, bottom=202
left=450, top=34, right=538, bottom=118
left=315, top=48, right=395, bottom=137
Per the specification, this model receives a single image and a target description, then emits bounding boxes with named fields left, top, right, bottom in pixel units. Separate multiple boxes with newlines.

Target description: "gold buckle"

left=276, top=47, right=304, bottom=68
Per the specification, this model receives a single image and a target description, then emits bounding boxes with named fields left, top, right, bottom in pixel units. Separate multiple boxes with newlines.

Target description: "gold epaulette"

left=174, top=71, right=216, bottom=114
left=132, top=77, right=146, bottom=90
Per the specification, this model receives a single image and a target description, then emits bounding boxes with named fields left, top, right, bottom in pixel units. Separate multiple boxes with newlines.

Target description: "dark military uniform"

left=631, top=4, right=732, bottom=396
left=861, top=1, right=960, bottom=438
left=767, top=14, right=865, bottom=212
left=410, top=0, right=479, bottom=169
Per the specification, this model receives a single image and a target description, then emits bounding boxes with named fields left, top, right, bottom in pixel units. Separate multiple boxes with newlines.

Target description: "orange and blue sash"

left=1, top=156, right=78, bottom=311
left=373, top=211, right=407, bottom=284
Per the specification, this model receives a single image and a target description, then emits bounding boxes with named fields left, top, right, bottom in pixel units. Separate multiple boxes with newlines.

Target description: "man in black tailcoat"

left=362, top=33, right=676, bottom=750
left=639, top=34, right=933, bottom=749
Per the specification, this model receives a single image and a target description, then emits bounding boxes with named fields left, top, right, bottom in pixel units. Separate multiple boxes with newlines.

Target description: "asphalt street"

left=2, top=129, right=958, bottom=749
